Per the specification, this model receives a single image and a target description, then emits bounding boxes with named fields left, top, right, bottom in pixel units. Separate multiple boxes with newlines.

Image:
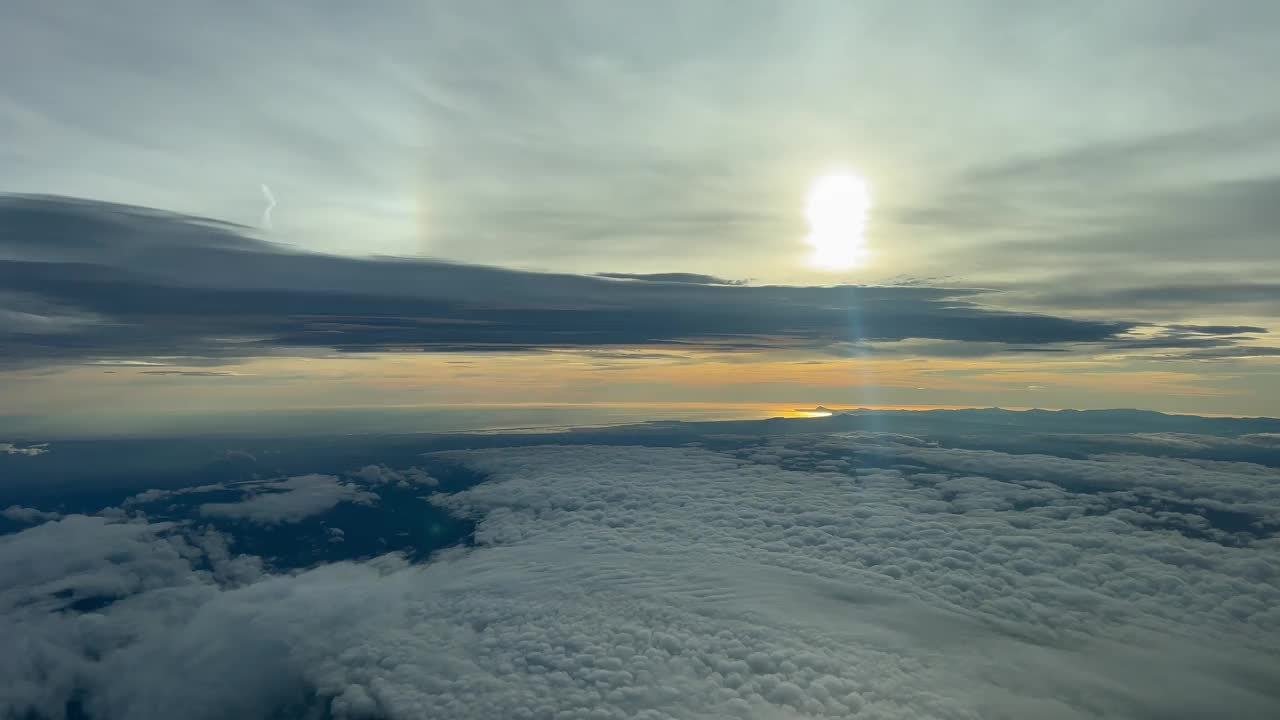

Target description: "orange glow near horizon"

left=1, top=346, right=1254, bottom=420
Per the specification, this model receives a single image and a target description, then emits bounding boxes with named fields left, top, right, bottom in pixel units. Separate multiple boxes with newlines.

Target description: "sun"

left=804, top=171, right=872, bottom=270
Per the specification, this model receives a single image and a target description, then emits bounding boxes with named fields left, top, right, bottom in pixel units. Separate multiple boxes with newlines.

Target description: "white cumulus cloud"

left=198, top=474, right=378, bottom=525
left=348, top=464, right=438, bottom=488
left=0, top=505, right=62, bottom=524
left=1, top=442, right=48, bottom=456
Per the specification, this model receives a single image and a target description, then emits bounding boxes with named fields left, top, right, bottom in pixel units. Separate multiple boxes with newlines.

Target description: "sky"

left=3, top=0, right=1280, bottom=426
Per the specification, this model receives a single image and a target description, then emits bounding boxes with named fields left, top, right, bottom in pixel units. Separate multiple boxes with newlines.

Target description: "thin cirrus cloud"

left=894, top=123, right=1280, bottom=301
left=0, top=195, right=1145, bottom=368
left=4, top=1, right=1278, bottom=280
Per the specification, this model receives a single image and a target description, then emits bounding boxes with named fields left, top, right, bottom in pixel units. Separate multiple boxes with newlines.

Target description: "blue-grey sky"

left=2, top=0, right=1279, bottom=420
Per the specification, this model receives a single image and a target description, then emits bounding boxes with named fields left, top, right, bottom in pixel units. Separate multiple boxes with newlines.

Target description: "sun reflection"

left=804, top=171, right=872, bottom=270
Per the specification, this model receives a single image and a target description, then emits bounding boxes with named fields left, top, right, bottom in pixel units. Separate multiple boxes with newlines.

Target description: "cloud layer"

left=1, top=442, right=49, bottom=456
left=0, top=195, right=1141, bottom=367
left=2, top=424, right=1277, bottom=718
left=197, top=474, right=378, bottom=525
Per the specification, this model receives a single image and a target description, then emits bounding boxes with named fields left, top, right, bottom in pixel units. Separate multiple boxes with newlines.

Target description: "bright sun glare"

left=804, top=171, right=872, bottom=270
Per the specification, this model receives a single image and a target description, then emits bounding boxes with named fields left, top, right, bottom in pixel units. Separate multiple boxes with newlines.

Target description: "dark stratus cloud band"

left=0, top=195, right=1138, bottom=366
